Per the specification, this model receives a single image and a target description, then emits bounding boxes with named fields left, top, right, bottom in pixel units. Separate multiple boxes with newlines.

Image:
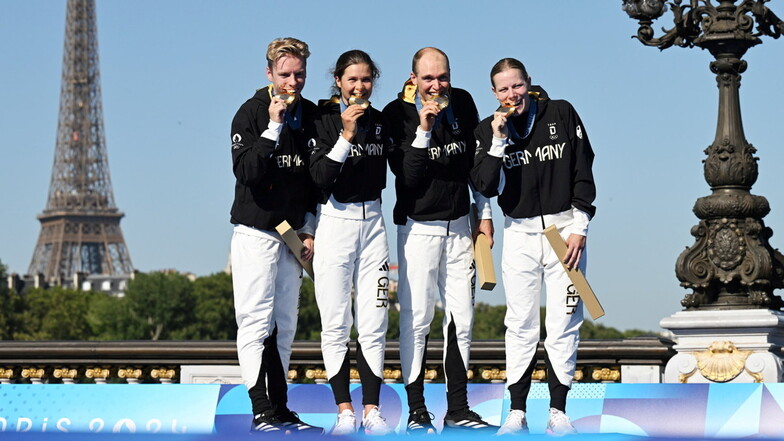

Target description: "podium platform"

left=1, top=383, right=783, bottom=438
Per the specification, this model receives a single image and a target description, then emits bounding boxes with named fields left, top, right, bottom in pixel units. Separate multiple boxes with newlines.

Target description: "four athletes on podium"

left=229, top=37, right=596, bottom=436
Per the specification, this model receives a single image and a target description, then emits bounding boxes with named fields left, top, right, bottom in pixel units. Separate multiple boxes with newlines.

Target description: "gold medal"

left=348, top=95, right=370, bottom=109
left=273, top=92, right=296, bottom=105
left=432, top=94, right=449, bottom=110
left=497, top=105, right=517, bottom=117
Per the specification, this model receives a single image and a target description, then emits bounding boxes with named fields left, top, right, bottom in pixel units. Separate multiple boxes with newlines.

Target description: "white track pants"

left=231, top=225, right=301, bottom=413
left=503, top=226, right=585, bottom=389
left=314, top=213, right=389, bottom=385
left=397, top=222, right=475, bottom=411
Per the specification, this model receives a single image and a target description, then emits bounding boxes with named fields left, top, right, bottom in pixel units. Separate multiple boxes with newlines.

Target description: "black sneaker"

left=407, top=407, right=437, bottom=435
left=276, top=409, right=325, bottom=435
left=251, top=410, right=283, bottom=434
left=443, top=408, right=497, bottom=432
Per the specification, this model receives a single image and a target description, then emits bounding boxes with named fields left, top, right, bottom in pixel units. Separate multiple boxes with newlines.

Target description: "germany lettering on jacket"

left=348, top=143, right=385, bottom=157
left=428, top=140, right=467, bottom=160
left=503, top=142, right=565, bottom=169
left=276, top=154, right=304, bottom=168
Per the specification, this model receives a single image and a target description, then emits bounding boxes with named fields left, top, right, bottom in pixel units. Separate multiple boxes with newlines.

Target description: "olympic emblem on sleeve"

left=231, top=133, right=243, bottom=150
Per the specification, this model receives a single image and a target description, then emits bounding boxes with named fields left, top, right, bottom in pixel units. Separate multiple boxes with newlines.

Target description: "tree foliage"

left=125, top=271, right=195, bottom=340
left=0, top=262, right=655, bottom=341
left=14, top=287, right=96, bottom=340
left=88, top=292, right=135, bottom=340
left=184, top=272, right=236, bottom=340
left=0, top=260, right=24, bottom=340
left=295, top=277, right=322, bottom=341
left=580, top=320, right=656, bottom=339
left=471, top=303, right=507, bottom=339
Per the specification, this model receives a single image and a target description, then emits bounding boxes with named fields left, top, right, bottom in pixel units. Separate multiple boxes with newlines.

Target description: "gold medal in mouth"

left=497, top=105, right=517, bottom=117
left=348, top=95, right=370, bottom=109
left=273, top=92, right=296, bottom=105
left=432, top=94, right=449, bottom=110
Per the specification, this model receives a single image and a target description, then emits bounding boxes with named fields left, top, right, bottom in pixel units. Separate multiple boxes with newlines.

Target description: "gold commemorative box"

left=275, top=220, right=315, bottom=279
left=474, top=233, right=496, bottom=291
left=543, top=224, right=605, bottom=320
left=470, top=204, right=496, bottom=291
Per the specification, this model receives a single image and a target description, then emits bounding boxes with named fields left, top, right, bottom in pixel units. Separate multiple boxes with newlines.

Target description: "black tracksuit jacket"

left=230, top=86, right=317, bottom=231
left=382, top=82, right=480, bottom=226
left=309, top=97, right=393, bottom=205
left=471, top=87, right=596, bottom=220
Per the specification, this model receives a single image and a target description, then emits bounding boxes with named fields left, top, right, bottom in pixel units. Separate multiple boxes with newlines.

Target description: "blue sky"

left=1, top=1, right=784, bottom=332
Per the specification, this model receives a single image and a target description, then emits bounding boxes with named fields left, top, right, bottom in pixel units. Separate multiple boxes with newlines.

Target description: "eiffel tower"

left=28, top=0, right=132, bottom=284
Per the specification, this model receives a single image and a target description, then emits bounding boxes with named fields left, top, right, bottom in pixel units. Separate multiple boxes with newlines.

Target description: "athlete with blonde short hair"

left=229, top=37, right=322, bottom=435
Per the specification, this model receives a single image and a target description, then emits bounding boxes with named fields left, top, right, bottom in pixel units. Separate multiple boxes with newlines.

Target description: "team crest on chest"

left=451, top=120, right=461, bottom=136
left=548, top=123, right=558, bottom=141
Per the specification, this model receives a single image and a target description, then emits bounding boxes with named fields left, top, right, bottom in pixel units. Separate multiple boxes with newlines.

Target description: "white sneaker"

left=362, top=407, right=394, bottom=436
left=331, top=409, right=357, bottom=435
left=546, top=408, right=577, bottom=436
left=496, top=409, right=529, bottom=435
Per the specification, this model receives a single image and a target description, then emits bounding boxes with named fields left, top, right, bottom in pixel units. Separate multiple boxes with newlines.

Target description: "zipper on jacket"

left=362, top=202, right=366, bottom=220
left=532, top=146, right=547, bottom=231
left=447, top=219, right=451, bottom=235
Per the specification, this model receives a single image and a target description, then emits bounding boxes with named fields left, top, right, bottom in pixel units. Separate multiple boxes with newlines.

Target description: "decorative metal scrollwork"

left=624, top=0, right=784, bottom=310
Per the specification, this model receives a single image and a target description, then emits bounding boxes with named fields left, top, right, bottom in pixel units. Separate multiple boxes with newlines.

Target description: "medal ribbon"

left=284, top=101, right=302, bottom=130
left=415, top=92, right=456, bottom=131
left=506, top=99, right=537, bottom=141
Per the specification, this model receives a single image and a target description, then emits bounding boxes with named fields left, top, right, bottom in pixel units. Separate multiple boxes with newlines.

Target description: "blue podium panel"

left=597, top=384, right=710, bottom=437
left=214, top=383, right=505, bottom=434
left=0, top=384, right=218, bottom=435
left=2, top=383, right=784, bottom=438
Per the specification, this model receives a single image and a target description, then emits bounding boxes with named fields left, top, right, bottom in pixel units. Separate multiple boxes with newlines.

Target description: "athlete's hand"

left=418, top=100, right=441, bottom=132
left=341, top=104, right=366, bottom=142
left=491, top=112, right=509, bottom=139
left=563, top=234, right=586, bottom=270
left=473, top=218, right=495, bottom=248
left=299, top=234, right=314, bottom=262
left=269, top=95, right=288, bottom=124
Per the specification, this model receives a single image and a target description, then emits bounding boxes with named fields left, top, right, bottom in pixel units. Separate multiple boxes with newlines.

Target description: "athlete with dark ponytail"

left=309, top=49, right=394, bottom=436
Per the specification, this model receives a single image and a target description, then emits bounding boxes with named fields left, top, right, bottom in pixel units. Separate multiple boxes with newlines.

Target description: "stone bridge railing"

left=0, top=337, right=674, bottom=385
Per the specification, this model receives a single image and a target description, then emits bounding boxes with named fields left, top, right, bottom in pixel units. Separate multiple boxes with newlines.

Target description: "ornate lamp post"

left=623, top=0, right=784, bottom=382
left=624, top=0, right=784, bottom=310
